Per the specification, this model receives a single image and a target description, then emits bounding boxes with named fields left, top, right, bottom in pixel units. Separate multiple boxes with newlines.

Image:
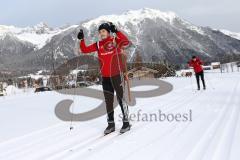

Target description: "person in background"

left=188, top=56, right=206, bottom=90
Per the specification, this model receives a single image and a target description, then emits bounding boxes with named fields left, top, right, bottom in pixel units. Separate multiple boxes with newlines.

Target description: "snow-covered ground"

left=0, top=70, right=240, bottom=160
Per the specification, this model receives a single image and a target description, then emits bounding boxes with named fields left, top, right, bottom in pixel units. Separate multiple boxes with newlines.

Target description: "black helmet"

left=98, top=22, right=111, bottom=33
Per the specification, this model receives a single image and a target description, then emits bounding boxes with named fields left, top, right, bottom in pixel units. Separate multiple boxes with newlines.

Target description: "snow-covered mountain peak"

left=123, top=8, right=178, bottom=22
left=220, top=29, right=240, bottom=40
left=0, top=23, right=78, bottom=49
left=34, top=22, right=50, bottom=29
left=0, top=25, right=21, bottom=35
left=82, top=8, right=178, bottom=29
left=0, top=22, right=53, bottom=35
left=0, top=23, right=58, bottom=48
left=28, top=22, right=53, bottom=34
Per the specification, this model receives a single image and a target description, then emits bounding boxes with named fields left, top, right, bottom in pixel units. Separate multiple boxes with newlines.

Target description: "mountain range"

left=1, top=8, right=240, bottom=73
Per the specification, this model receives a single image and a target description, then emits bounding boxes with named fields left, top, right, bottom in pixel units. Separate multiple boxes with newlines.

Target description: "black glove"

left=77, top=29, right=84, bottom=40
left=108, top=22, right=118, bottom=33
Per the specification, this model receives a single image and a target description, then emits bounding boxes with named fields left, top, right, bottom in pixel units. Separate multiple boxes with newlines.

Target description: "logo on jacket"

left=103, top=41, right=115, bottom=52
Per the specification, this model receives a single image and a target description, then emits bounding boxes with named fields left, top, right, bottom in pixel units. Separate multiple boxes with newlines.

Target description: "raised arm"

left=77, top=29, right=97, bottom=54
left=80, top=40, right=97, bottom=53
left=115, top=31, right=130, bottom=48
left=108, top=22, right=130, bottom=49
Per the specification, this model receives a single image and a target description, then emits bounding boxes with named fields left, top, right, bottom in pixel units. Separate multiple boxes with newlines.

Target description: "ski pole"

left=126, top=78, right=131, bottom=102
left=113, top=33, right=130, bottom=119
left=123, top=52, right=131, bottom=102
left=69, top=45, right=81, bottom=131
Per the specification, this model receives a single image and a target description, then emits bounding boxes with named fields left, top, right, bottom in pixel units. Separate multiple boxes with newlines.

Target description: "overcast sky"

left=0, top=0, right=239, bottom=32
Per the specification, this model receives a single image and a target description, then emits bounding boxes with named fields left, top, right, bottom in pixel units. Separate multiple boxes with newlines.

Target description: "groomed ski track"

left=0, top=71, right=240, bottom=160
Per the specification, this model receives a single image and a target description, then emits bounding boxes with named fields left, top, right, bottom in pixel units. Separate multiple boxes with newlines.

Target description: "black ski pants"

left=102, top=75, right=129, bottom=123
left=195, top=71, right=206, bottom=89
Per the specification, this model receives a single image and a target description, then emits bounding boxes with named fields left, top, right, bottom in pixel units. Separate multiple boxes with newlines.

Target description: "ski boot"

left=120, top=121, right=131, bottom=134
left=104, top=122, right=115, bottom=135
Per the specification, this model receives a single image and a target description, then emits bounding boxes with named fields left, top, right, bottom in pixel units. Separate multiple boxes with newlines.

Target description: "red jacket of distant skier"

left=80, top=31, right=130, bottom=77
left=188, top=57, right=204, bottom=73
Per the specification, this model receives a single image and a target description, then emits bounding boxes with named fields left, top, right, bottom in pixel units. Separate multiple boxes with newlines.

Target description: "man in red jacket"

left=77, top=22, right=130, bottom=134
left=188, top=56, right=206, bottom=90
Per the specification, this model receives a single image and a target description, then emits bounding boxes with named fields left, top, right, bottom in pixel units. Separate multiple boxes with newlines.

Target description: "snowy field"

left=0, top=70, right=240, bottom=160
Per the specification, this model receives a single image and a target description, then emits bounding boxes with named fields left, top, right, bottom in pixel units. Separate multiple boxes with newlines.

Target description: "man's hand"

left=77, top=29, right=84, bottom=40
left=108, top=22, right=118, bottom=33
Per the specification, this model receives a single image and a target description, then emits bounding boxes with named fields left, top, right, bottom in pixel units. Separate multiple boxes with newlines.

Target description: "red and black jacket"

left=80, top=31, right=129, bottom=77
left=188, top=57, right=204, bottom=73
